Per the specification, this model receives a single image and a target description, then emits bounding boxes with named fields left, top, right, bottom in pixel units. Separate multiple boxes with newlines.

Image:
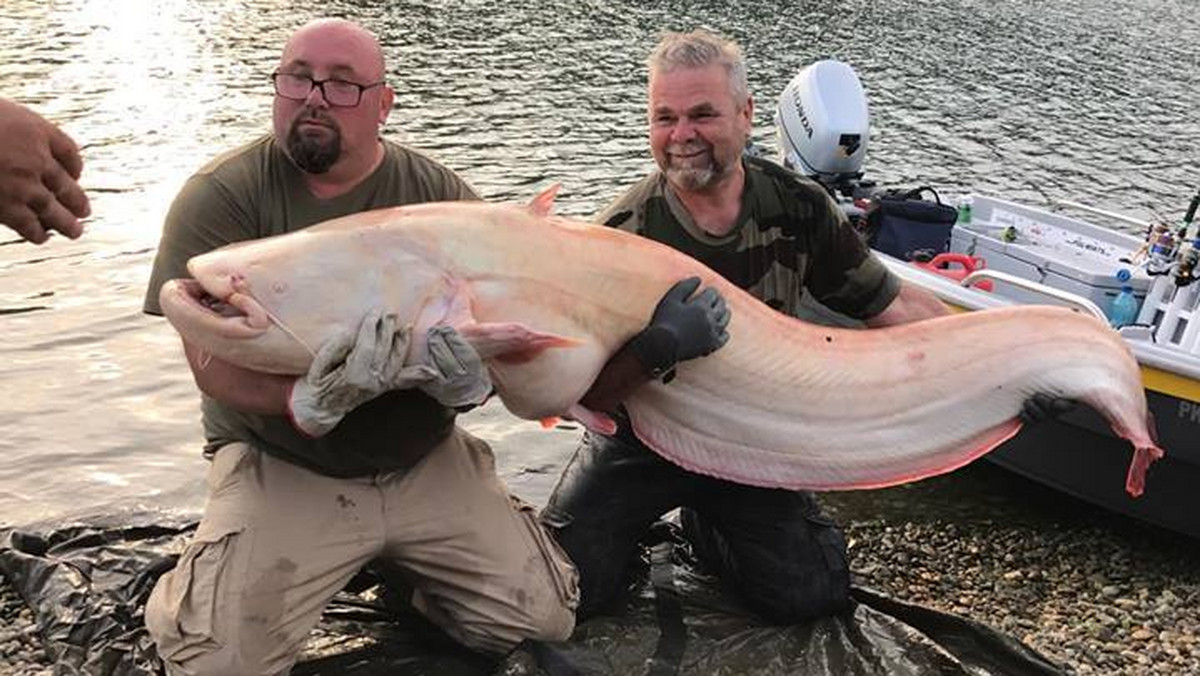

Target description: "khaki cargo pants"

left=145, top=428, right=578, bottom=676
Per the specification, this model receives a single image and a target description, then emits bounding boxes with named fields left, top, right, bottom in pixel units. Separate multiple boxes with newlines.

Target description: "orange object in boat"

left=912, top=253, right=994, bottom=291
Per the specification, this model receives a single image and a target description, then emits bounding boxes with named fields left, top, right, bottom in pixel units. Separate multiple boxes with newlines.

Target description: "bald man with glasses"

left=142, top=18, right=578, bottom=674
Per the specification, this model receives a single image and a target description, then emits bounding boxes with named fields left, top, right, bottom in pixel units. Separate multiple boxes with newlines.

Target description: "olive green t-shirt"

left=596, top=156, right=899, bottom=319
left=144, top=135, right=479, bottom=477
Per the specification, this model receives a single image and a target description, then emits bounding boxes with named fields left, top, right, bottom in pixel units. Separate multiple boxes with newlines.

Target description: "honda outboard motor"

left=774, top=59, right=870, bottom=191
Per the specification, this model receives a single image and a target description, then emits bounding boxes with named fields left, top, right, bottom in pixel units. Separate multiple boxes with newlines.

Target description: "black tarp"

left=0, top=507, right=1063, bottom=675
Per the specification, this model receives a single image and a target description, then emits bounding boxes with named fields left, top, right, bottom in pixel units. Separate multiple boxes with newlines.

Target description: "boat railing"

left=1056, top=199, right=1152, bottom=231
left=958, top=269, right=1108, bottom=321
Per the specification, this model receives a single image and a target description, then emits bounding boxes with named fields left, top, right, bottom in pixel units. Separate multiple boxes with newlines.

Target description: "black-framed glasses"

left=271, top=72, right=384, bottom=107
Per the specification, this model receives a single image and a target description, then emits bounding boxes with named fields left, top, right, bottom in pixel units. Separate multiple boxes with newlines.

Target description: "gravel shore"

left=838, top=518, right=1200, bottom=674
left=0, top=578, right=51, bottom=676
left=4, top=461, right=1197, bottom=675
left=823, top=461, right=1200, bottom=676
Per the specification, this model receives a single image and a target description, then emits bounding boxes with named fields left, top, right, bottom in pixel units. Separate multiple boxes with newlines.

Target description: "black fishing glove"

left=630, top=277, right=731, bottom=380
left=1020, top=393, right=1076, bottom=424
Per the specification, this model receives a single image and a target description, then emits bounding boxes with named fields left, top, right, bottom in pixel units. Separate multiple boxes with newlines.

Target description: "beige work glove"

left=421, top=325, right=493, bottom=409
left=288, top=310, right=438, bottom=437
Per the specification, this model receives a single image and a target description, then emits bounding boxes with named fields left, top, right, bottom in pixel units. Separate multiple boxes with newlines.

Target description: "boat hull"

left=986, top=389, right=1200, bottom=538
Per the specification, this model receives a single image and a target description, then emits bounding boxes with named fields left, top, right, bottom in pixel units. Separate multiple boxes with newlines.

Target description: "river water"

left=1, top=0, right=1197, bottom=528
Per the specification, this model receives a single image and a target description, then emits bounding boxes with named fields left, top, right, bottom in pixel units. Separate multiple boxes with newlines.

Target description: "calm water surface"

left=1, top=0, right=1197, bottom=527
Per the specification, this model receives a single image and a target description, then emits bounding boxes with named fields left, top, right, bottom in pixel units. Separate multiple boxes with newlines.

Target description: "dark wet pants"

left=540, top=429, right=851, bottom=624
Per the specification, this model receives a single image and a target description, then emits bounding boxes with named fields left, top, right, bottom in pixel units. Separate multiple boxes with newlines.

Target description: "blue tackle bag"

left=866, top=186, right=958, bottom=261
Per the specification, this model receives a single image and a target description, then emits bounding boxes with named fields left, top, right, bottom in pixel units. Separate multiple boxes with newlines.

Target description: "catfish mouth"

left=192, top=281, right=245, bottom=318
left=172, top=277, right=272, bottom=332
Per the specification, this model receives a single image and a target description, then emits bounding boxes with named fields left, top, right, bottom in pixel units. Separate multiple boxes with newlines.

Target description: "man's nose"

left=304, top=82, right=330, bottom=108
left=669, top=119, right=696, bottom=142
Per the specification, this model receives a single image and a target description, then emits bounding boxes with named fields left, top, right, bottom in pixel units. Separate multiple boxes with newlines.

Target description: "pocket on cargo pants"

left=511, top=494, right=580, bottom=620
left=144, top=520, right=247, bottom=667
left=145, top=443, right=254, bottom=668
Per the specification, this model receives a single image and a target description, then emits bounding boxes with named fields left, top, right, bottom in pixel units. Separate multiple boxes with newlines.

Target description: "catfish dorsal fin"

left=527, top=183, right=561, bottom=217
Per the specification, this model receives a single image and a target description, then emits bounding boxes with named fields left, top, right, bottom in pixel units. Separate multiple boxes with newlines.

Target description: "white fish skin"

left=158, top=197, right=1164, bottom=497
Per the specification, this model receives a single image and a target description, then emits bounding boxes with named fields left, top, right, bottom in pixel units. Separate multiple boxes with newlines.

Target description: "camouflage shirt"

left=596, top=156, right=899, bottom=319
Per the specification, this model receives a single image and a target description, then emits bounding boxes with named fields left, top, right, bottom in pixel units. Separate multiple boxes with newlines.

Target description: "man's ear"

left=379, top=85, right=395, bottom=125
left=741, top=95, right=755, bottom=129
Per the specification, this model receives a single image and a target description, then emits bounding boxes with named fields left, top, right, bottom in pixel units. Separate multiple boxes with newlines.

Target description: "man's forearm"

left=582, top=276, right=731, bottom=414
left=579, top=340, right=655, bottom=414
left=182, top=339, right=293, bottom=415
left=865, top=282, right=949, bottom=328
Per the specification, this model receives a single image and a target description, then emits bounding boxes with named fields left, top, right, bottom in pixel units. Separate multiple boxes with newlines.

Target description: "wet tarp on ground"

left=0, top=507, right=1063, bottom=676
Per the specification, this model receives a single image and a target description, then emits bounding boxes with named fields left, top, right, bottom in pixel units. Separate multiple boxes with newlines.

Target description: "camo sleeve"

left=802, top=186, right=900, bottom=319
left=593, top=174, right=660, bottom=232
left=142, top=172, right=257, bottom=315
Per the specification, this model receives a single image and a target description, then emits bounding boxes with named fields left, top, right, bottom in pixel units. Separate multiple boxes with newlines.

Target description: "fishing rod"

left=1182, top=189, right=1200, bottom=232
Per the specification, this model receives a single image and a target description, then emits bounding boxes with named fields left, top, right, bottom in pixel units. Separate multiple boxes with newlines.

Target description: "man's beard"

left=663, top=141, right=731, bottom=192
left=286, top=111, right=342, bottom=174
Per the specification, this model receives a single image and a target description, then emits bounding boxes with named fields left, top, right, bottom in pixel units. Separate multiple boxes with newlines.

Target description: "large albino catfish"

left=159, top=190, right=1164, bottom=497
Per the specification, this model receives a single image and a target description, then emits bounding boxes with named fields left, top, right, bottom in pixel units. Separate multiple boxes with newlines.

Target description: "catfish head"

left=158, top=221, right=448, bottom=375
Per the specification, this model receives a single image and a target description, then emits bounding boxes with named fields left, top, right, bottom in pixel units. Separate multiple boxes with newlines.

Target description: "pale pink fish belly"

left=163, top=200, right=1165, bottom=497
left=623, top=303, right=1163, bottom=498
